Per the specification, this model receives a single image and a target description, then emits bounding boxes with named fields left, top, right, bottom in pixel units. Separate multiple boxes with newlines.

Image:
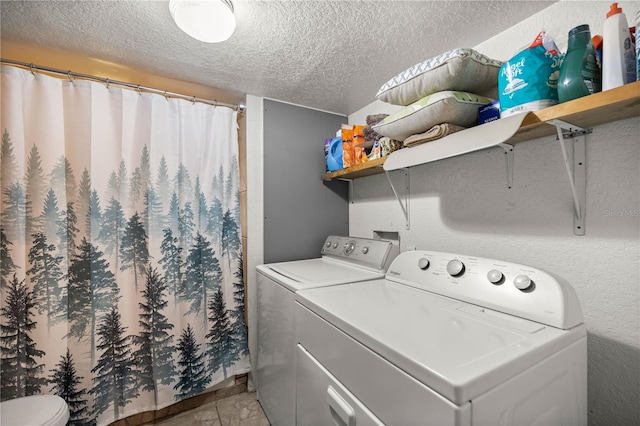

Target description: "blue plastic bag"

left=499, top=31, right=564, bottom=117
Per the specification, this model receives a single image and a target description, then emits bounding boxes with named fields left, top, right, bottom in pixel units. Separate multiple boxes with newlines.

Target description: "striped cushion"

left=376, top=48, right=502, bottom=106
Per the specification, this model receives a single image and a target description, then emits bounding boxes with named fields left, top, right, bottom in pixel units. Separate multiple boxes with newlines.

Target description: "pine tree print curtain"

left=0, top=65, right=249, bottom=425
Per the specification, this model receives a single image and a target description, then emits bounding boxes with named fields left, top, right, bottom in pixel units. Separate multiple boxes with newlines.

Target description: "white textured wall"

left=349, top=1, right=640, bottom=424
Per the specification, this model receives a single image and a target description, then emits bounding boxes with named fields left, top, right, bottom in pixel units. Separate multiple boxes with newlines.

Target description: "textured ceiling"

left=1, top=0, right=556, bottom=115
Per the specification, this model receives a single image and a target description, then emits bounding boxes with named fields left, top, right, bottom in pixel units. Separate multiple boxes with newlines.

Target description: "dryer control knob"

left=332, top=242, right=338, bottom=249
left=418, top=258, right=430, bottom=270
left=447, top=259, right=465, bottom=277
left=326, top=241, right=332, bottom=248
left=514, top=275, right=532, bottom=291
left=362, top=246, right=369, bottom=254
left=487, top=269, right=503, bottom=284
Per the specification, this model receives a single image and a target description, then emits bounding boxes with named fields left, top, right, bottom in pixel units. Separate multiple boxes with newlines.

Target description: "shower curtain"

left=0, top=65, right=249, bottom=425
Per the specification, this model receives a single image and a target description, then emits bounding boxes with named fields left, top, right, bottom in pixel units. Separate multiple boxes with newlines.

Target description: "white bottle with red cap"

left=602, top=2, right=634, bottom=90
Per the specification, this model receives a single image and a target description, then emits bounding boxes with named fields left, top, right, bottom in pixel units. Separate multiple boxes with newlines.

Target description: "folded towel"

left=379, top=137, right=403, bottom=156
left=362, top=114, right=389, bottom=149
left=403, top=123, right=466, bottom=147
left=361, top=127, right=377, bottom=148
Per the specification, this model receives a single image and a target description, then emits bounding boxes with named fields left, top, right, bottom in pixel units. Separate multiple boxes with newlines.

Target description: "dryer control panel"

left=321, top=236, right=398, bottom=271
left=386, top=250, right=584, bottom=330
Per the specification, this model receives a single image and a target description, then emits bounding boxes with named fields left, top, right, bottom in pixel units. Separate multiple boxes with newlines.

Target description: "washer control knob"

left=514, top=275, right=533, bottom=291
left=326, top=241, right=332, bottom=248
left=418, top=258, right=430, bottom=270
left=344, top=240, right=356, bottom=256
left=332, top=242, right=338, bottom=249
left=487, top=269, right=503, bottom=284
left=362, top=246, right=369, bottom=254
left=446, top=259, right=465, bottom=277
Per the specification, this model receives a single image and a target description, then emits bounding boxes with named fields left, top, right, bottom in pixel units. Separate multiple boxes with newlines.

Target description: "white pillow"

left=376, top=48, right=502, bottom=106
left=372, top=91, right=492, bottom=141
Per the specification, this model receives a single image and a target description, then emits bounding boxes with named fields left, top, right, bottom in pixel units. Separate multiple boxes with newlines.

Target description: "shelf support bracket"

left=498, top=143, right=514, bottom=189
left=548, top=120, right=591, bottom=236
left=385, top=168, right=410, bottom=230
left=335, top=178, right=355, bottom=204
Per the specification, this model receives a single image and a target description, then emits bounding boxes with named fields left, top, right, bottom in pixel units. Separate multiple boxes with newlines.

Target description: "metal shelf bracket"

left=385, top=168, right=410, bottom=230
left=498, top=143, right=514, bottom=189
left=548, top=119, right=591, bottom=236
left=335, top=178, right=355, bottom=204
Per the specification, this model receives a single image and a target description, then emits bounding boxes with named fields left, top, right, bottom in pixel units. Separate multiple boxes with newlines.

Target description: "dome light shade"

left=170, top=0, right=236, bottom=43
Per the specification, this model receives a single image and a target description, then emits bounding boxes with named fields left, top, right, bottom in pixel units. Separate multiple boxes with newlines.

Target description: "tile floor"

left=143, top=391, right=270, bottom=426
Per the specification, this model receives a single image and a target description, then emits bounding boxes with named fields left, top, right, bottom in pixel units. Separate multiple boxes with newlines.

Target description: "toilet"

left=0, top=395, right=70, bottom=426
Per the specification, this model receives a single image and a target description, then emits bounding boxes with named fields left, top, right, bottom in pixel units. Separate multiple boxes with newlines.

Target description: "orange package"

left=341, top=125, right=355, bottom=168
left=360, top=146, right=369, bottom=163
left=354, top=145, right=363, bottom=165
left=352, top=125, right=366, bottom=165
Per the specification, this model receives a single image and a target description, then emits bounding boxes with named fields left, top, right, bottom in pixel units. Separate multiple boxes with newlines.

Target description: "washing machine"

left=256, top=235, right=399, bottom=426
left=295, top=250, right=587, bottom=425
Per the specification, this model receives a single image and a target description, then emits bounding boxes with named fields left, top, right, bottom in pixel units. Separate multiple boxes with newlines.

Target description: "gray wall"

left=263, top=100, right=348, bottom=263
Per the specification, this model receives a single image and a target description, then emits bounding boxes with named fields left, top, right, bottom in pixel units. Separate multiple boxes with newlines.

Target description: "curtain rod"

left=0, top=58, right=246, bottom=113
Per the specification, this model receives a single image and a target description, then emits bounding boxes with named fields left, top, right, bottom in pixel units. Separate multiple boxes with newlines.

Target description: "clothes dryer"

left=256, top=236, right=398, bottom=426
left=295, top=250, right=587, bottom=426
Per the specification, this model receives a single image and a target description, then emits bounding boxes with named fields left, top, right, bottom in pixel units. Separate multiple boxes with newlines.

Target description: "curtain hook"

left=105, top=78, right=110, bottom=89
left=29, top=63, right=36, bottom=76
left=192, top=96, right=196, bottom=104
left=136, top=85, right=142, bottom=95
left=67, top=71, right=73, bottom=83
left=163, top=91, right=169, bottom=101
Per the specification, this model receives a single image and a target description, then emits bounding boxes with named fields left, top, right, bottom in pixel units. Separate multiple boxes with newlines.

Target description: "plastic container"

left=558, top=25, right=601, bottom=103
left=326, top=137, right=343, bottom=172
left=602, top=2, right=633, bottom=90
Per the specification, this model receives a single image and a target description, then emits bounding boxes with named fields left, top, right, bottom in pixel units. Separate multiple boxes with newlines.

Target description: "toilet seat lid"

left=1, top=395, right=70, bottom=426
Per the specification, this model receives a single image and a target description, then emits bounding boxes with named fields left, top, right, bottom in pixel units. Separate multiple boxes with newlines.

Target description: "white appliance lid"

left=261, top=258, right=385, bottom=292
left=296, top=279, right=586, bottom=404
left=1, top=395, right=69, bottom=425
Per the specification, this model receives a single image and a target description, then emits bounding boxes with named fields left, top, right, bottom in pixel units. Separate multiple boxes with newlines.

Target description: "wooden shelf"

left=322, top=81, right=640, bottom=180
left=511, top=80, right=640, bottom=144
left=322, top=156, right=387, bottom=180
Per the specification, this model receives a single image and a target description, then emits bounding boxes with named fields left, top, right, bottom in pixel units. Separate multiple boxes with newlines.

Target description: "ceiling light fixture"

left=169, top=0, right=236, bottom=43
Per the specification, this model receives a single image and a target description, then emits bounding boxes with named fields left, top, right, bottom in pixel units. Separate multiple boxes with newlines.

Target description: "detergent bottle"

left=602, top=2, right=634, bottom=90
left=558, top=24, right=601, bottom=102
left=326, top=137, right=343, bottom=172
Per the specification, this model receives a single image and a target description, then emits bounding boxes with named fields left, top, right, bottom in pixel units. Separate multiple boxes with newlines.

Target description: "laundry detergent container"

left=1, top=395, right=69, bottom=426
left=326, top=137, right=343, bottom=172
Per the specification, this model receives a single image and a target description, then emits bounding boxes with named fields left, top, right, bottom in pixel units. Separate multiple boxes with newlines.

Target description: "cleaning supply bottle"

left=603, top=2, right=633, bottom=90
left=324, top=138, right=332, bottom=172
left=558, top=24, right=601, bottom=102
left=627, top=22, right=637, bottom=83
left=592, top=35, right=603, bottom=70
left=636, top=8, right=640, bottom=81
